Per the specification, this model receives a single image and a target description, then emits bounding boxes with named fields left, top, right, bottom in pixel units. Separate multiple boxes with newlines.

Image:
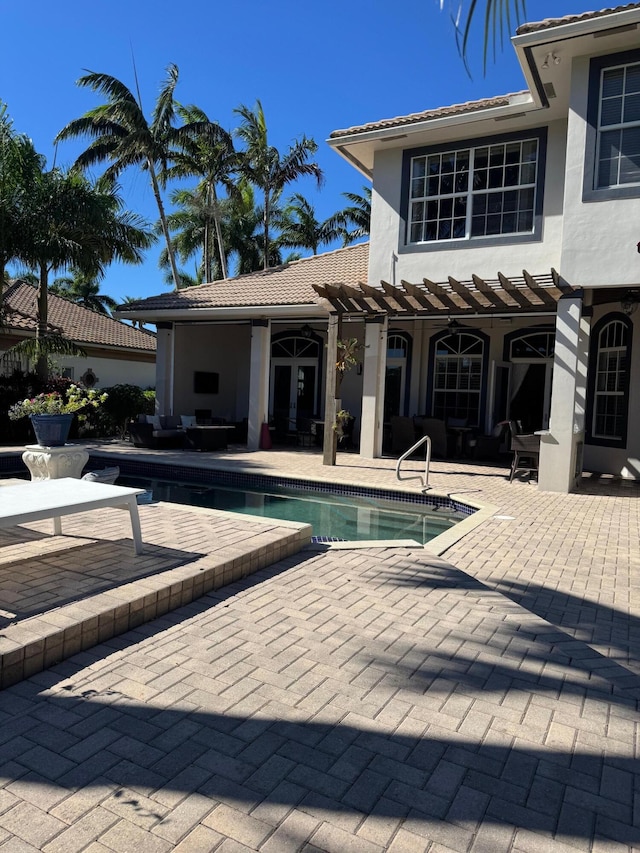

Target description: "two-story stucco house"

left=120, top=3, right=640, bottom=493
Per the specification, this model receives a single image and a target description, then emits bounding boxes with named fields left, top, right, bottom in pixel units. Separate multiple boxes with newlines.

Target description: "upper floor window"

left=407, top=135, right=541, bottom=244
left=596, top=61, right=640, bottom=189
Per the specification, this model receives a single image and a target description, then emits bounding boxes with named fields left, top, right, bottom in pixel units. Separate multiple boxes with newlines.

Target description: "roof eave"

left=115, top=303, right=330, bottom=324
left=327, top=95, right=540, bottom=173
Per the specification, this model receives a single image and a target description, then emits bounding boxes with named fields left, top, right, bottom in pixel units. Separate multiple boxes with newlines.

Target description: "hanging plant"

left=335, top=337, right=362, bottom=373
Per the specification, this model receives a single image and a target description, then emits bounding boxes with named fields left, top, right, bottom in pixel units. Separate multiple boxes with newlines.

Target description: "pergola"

left=312, top=268, right=577, bottom=464
left=312, top=268, right=576, bottom=318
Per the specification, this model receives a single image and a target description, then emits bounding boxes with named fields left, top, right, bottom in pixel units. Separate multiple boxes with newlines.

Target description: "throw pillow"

left=181, top=415, right=197, bottom=428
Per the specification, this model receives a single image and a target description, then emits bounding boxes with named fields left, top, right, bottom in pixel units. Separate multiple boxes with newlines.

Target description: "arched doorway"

left=269, top=332, right=322, bottom=435
left=505, top=328, right=555, bottom=432
left=384, top=332, right=411, bottom=421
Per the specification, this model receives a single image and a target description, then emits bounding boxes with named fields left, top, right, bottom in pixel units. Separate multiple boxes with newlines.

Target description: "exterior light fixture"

left=300, top=323, right=313, bottom=338
left=621, top=289, right=640, bottom=315
left=541, top=52, right=560, bottom=69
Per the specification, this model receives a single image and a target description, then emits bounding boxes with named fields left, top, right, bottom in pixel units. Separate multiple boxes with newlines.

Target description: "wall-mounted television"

left=194, top=371, right=219, bottom=394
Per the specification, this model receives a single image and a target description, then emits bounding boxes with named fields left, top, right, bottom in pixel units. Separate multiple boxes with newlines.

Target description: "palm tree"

left=442, top=0, right=527, bottom=71
left=0, top=103, right=44, bottom=313
left=234, top=100, right=323, bottom=270
left=276, top=194, right=342, bottom=255
left=50, top=269, right=119, bottom=316
left=15, top=168, right=154, bottom=379
left=55, top=64, right=184, bottom=290
left=163, top=105, right=237, bottom=281
left=328, top=187, right=371, bottom=245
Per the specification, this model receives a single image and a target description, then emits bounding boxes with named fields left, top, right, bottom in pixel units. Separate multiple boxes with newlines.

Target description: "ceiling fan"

left=432, top=318, right=471, bottom=335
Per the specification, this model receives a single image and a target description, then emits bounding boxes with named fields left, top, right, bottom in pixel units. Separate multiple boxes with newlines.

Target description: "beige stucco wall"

left=172, top=323, right=251, bottom=421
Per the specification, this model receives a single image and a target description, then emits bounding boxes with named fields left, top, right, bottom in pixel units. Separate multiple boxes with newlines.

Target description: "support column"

left=155, top=323, right=174, bottom=415
left=538, top=291, right=590, bottom=492
left=359, top=315, right=388, bottom=459
left=322, top=314, right=341, bottom=465
left=247, top=319, right=271, bottom=450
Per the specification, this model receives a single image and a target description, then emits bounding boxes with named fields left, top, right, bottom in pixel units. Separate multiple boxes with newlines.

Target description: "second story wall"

left=369, top=118, right=568, bottom=288
left=561, top=51, right=640, bottom=287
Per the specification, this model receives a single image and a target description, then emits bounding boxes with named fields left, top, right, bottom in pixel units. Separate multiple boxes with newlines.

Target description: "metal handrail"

left=395, top=434, right=432, bottom=492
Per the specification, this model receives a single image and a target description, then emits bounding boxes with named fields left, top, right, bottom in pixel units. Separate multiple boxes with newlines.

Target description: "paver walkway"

left=0, top=445, right=637, bottom=851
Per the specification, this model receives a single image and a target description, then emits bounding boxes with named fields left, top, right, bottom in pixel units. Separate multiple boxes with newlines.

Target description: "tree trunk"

left=36, top=262, right=48, bottom=381
left=263, top=189, right=269, bottom=271
left=148, top=159, right=182, bottom=290
left=210, top=184, right=227, bottom=281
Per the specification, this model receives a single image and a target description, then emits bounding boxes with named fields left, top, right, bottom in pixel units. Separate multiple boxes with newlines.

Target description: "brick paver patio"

left=0, top=443, right=637, bottom=851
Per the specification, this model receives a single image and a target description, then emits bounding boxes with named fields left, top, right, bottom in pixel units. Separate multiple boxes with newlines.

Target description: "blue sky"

left=2, top=0, right=594, bottom=304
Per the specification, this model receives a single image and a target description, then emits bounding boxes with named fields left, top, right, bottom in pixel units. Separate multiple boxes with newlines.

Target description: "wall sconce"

left=621, top=290, right=640, bottom=315
left=541, top=52, right=560, bottom=70
left=300, top=324, right=313, bottom=338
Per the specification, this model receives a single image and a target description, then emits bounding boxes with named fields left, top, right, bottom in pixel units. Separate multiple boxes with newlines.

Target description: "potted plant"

left=333, top=409, right=354, bottom=444
left=8, top=385, right=108, bottom=447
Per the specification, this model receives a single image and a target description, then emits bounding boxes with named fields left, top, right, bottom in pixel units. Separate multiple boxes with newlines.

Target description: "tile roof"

left=122, top=243, right=370, bottom=313
left=329, top=94, right=527, bottom=140
left=517, top=2, right=640, bottom=35
left=4, top=281, right=156, bottom=352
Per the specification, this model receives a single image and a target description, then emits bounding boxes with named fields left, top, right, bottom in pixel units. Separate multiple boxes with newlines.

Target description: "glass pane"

left=521, top=140, right=538, bottom=161
left=625, top=63, right=640, bottom=94
left=623, top=93, right=640, bottom=123
left=410, top=223, right=423, bottom=243
left=411, top=201, right=424, bottom=221
left=602, top=67, right=624, bottom=98
left=427, top=176, right=440, bottom=196
left=411, top=177, right=425, bottom=198
left=601, top=96, right=623, bottom=126
left=412, top=157, right=427, bottom=178
left=488, top=167, right=503, bottom=189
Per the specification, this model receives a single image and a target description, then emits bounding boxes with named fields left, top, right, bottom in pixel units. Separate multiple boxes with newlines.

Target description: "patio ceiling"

left=312, top=268, right=577, bottom=318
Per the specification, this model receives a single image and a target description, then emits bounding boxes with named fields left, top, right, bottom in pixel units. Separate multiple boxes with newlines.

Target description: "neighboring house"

left=119, top=3, right=640, bottom=492
left=1, top=280, right=156, bottom=388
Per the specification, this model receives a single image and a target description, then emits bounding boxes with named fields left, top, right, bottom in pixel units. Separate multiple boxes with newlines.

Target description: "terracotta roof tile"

left=517, top=2, right=640, bottom=35
left=122, top=243, right=370, bottom=313
left=329, top=93, right=527, bottom=139
left=4, top=281, right=156, bottom=351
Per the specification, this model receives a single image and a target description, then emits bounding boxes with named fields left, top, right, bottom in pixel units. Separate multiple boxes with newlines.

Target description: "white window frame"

left=596, top=61, right=640, bottom=189
left=408, top=137, right=539, bottom=244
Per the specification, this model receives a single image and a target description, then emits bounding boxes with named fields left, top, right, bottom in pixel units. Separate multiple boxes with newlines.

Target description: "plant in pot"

left=8, top=385, right=108, bottom=447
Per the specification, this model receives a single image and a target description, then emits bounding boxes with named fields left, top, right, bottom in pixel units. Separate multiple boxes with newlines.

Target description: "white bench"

left=0, top=478, right=145, bottom=555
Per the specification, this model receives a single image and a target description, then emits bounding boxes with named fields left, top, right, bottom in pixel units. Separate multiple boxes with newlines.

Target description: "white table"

left=0, top=478, right=145, bottom=555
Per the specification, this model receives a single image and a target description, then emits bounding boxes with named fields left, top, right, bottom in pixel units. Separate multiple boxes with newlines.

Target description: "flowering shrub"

left=8, top=385, right=108, bottom=420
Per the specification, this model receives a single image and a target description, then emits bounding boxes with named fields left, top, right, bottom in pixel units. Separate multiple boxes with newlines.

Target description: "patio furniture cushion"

left=180, top=415, right=197, bottom=427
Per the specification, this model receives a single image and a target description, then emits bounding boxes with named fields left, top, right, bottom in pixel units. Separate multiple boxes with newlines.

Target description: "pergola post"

left=360, top=315, right=388, bottom=458
left=323, top=314, right=341, bottom=466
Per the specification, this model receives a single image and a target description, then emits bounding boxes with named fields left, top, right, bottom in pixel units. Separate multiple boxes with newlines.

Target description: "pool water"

left=120, top=475, right=465, bottom=545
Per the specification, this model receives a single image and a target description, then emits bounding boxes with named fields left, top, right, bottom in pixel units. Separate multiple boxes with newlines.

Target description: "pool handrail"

left=395, top=434, right=432, bottom=492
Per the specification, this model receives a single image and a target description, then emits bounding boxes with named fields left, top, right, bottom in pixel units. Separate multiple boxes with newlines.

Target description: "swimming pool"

left=119, top=473, right=467, bottom=545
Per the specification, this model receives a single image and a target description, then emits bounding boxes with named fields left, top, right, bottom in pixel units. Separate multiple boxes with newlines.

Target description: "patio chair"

left=390, top=416, right=417, bottom=455
left=508, top=421, right=540, bottom=481
left=413, top=417, right=448, bottom=458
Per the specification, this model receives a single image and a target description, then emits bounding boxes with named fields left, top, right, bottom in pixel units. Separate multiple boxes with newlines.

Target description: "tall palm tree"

left=16, top=169, right=154, bottom=378
left=234, top=100, right=323, bottom=270
left=50, top=269, right=119, bottom=316
left=276, top=194, right=341, bottom=255
left=55, top=64, right=184, bottom=290
left=328, top=187, right=371, bottom=245
left=163, top=105, right=237, bottom=281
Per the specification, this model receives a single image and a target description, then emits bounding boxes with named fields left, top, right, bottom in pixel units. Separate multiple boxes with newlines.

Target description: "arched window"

left=508, top=330, right=555, bottom=360
left=587, top=314, right=632, bottom=445
left=430, top=331, right=486, bottom=426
